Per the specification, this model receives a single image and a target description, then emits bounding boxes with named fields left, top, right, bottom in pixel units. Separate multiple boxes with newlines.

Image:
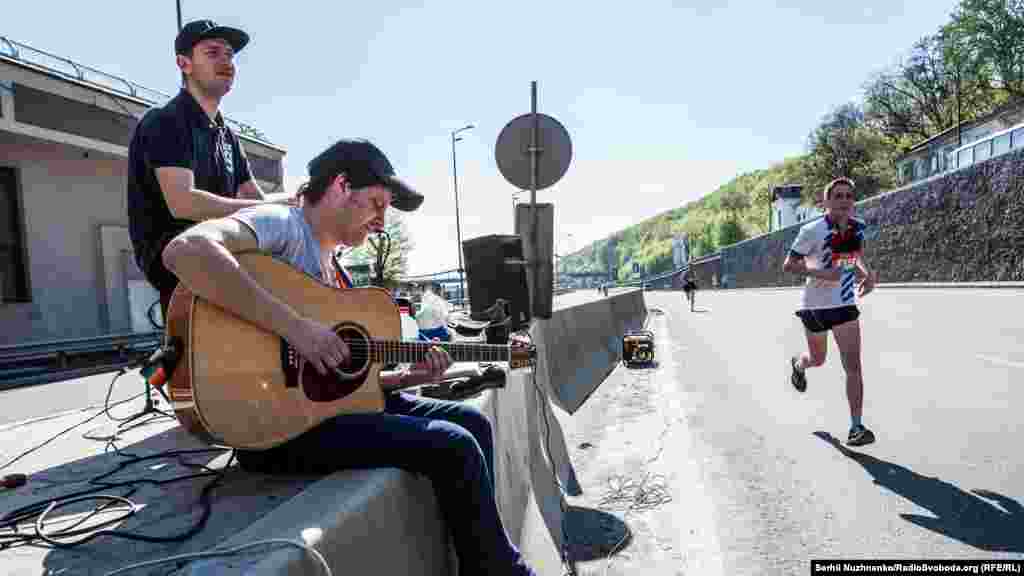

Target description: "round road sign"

left=495, top=113, right=572, bottom=191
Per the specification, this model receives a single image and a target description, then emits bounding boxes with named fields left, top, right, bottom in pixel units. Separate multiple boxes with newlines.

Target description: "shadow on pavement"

left=623, top=361, right=660, bottom=371
left=564, top=505, right=633, bottom=561
left=815, top=431, right=1024, bottom=552
left=0, top=422, right=318, bottom=575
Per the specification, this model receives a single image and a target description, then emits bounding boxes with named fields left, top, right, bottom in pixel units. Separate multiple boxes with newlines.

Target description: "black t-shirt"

left=126, top=89, right=253, bottom=292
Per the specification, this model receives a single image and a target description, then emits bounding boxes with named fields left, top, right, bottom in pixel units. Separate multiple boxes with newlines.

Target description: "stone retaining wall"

left=687, top=146, right=1024, bottom=289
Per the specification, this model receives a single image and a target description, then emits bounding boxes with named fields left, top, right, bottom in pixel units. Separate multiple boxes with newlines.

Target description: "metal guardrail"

left=949, top=120, right=1024, bottom=172
left=0, top=331, right=161, bottom=369
left=600, top=263, right=691, bottom=290
left=0, top=34, right=272, bottom=144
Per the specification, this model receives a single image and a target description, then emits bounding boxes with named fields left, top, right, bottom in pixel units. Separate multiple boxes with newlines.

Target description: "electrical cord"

left=0, top=350, right=318, bottom=574
left=517, top=328, right=577, bottom=576
left=103, top=366, right=150, bottom=423
left=0, top=386, right=146, bottom=473
left=146, top=298, right=164, bottom=331
left=0, top=447, right=233, bottom=549
left=102, top=538, right=332, bottom=576
left=601, top=306, right=673, bottom=576
left=516, top=307, right=666, bottom=575
left=600, top=418, right=674, bottom=576
left=0, top=357, right=236, bottom=556
left=0, top=319, right=568, bottom=573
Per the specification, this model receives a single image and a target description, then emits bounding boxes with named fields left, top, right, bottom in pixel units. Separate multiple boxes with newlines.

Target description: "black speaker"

left=462, top=234, right=531, bottom=332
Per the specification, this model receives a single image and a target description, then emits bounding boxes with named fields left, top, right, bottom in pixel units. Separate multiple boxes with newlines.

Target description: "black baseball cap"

left=307, top=139, right=424, bottom=212
left=175, top=20, right=250, bottom=55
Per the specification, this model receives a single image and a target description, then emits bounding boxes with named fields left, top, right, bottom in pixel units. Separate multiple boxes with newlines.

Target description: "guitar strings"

left=338, top=341, right=510, bottom=349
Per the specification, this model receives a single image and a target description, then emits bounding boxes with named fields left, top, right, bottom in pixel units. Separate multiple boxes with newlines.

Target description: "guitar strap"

left=331, top=251, right=354, bottom=289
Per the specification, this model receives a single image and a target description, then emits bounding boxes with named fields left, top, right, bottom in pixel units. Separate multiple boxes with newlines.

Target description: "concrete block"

left=482, top=370, right=572, bottom=576
left=536, top=288, right=647, bottom=415
left=179, top=468, right=450, bottom=576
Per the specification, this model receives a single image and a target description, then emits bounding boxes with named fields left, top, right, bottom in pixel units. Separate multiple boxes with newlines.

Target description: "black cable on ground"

left=0, top=447, right=234, bottom=549
left=1, top=362, right=234, bottom=551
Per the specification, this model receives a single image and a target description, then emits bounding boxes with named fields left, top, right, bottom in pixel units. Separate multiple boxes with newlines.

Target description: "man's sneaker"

left=847, top=425, right=876, bottom=447
left=790, top=357, right=807, bottom=392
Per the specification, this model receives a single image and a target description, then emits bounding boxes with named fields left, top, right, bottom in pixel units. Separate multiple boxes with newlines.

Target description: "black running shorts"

left=795, top=305, right=860, bottom=333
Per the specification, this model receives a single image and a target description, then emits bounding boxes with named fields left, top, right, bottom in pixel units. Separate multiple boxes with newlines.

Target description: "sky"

left=8, top=0, right=958, bottom=276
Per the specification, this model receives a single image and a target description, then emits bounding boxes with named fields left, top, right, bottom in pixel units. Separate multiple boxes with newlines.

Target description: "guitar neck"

left=369, top=339, right=509, bottom=365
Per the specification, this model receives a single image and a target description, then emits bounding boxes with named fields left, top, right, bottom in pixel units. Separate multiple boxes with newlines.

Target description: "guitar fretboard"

left=366, top=340, right=510, bottom=364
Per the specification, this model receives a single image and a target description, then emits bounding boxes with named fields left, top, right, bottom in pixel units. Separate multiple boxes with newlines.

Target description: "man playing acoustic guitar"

left=162, top=138, right=537, bottom=575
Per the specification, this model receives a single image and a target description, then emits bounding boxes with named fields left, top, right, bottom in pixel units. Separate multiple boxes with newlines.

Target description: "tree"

left=681, top=213, right=717, bottom=259
left=719, top=184, right=751, bottom=219
left=948, top=0, right=1024, bottom=102
left=715, top=217, right=745, bottom=247
left=803, top=103, right=899, bottom=201
left=862, top=33, right=994, bottom=144
left=340, top=213, right=414, bottom=288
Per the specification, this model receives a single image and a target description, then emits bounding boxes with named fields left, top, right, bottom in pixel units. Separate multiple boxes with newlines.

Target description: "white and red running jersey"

left=789, top=215, right=866, bottom=310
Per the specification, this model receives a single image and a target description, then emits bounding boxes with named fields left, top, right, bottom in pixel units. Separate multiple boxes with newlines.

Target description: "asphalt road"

left=559, top=287, right=1024, bottom=575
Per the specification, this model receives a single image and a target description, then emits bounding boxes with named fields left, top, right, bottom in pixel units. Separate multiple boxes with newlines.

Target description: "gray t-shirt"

left=228, top=204, right=341, bottom=288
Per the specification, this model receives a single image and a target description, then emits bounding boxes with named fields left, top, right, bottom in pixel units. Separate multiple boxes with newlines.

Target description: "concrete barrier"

left=535, top=288, right=648, bottom=414
left=183, top=468, right=451, bottom=575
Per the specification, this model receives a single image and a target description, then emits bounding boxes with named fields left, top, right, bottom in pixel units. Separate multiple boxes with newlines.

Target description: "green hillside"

left=556, top=156, right=813, bottom=282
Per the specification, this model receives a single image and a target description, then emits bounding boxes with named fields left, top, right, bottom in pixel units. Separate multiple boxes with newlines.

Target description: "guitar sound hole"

left=300, top=323, right=371, bottom=403
left=337, top=326, right=370, bottom=375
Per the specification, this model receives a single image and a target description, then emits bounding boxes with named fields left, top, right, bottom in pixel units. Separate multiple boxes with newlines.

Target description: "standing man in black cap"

left=127, top=19, right=284, bottom=321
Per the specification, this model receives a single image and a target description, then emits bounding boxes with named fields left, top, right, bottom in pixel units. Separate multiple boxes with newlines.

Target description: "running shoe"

left=790, top=356, right=807, bottom=392
left=847, top=425, right=876, bottom=447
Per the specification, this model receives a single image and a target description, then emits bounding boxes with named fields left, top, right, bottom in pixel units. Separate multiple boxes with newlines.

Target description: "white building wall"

left=773, top=197, right=822, bottom=231
left=772, top=197, right=798, bottom=229
left=0, top=56, right=285, bottom=345
left=672, top=235, right=688, bottom=268
left=0, top=136, right=129, bottom=344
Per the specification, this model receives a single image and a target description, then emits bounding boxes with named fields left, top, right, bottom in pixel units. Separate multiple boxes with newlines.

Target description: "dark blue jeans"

left=235, top=391, right=534, bottom=576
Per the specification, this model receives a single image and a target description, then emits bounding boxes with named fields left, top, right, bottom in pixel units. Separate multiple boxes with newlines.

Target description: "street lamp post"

left=176, top=0, right=182, bottom=31
left=451, top=124, right=474, bottom=303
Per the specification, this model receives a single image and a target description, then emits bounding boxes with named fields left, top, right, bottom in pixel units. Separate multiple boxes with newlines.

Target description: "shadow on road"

left=815, top=431, right=1024, bottom=552
left=624, top=361, right=660, bottom=371
left=564, top=505, right=633, bottom=561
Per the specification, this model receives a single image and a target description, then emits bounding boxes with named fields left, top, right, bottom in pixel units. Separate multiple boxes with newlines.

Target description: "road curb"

left=876, top=282, right=1024, bottom=289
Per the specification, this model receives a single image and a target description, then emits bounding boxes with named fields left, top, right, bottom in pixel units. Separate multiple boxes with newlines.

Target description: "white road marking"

left=657, top=311, right=726, bottom=576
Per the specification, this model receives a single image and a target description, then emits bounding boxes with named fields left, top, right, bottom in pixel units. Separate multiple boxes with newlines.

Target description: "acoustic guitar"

left=163, top=253, right=535, bottom=450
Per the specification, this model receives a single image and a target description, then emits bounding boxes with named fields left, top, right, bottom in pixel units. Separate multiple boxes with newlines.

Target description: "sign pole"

left=529, top=81, right=540, bottom=321
left=494, top=84, right=572, bottom=322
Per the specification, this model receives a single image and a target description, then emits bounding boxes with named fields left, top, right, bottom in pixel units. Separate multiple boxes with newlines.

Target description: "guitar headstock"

left=509, top=333, right=536, bottom=370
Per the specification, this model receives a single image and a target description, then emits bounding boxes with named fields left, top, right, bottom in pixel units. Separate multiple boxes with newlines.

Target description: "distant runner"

left=783, top=177, right=878, bottom=447
left=682, top=273, right=697, bottom=312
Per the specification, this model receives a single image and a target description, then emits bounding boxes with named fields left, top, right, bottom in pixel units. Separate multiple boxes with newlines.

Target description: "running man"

left=783, top=177, right=878, bottom=447
left=682, top=273, right=697, bottom=312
